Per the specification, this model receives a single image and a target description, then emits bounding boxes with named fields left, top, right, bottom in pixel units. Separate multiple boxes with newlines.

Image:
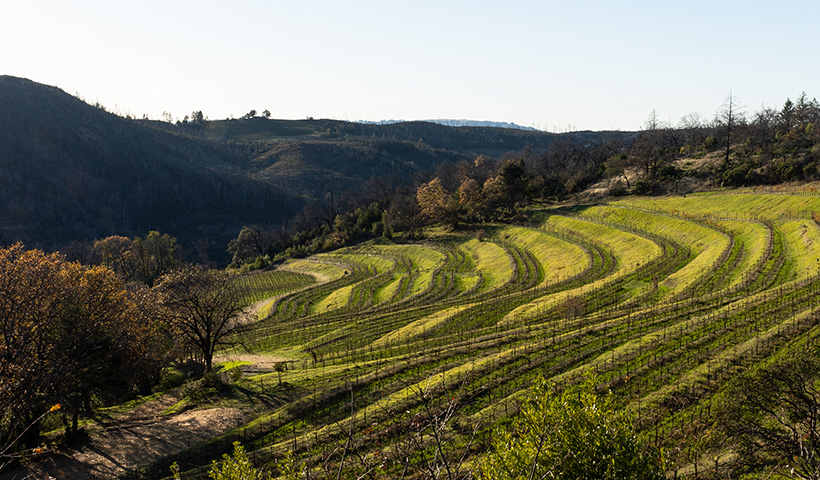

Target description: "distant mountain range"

left=0, top=76, right=633, bottom=261
left=357, top=119, right=539, bottom=131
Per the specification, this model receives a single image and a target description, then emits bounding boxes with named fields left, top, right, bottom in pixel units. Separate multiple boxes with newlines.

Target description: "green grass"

left=779, top=219, right=820, bottom=279
left=613, top=192, right=820, bottom=220
left=370, top=244, right=446, bottom=297
left=370, top=303, right=476, bottom=347
left=498, top=225, right=589, bottom=287
left=716, top=220, right=770, bottom=290
left=500, top=214, right=662, bottom=323
left=104, top=191, right=820, bottom=480
left=458, top=238, right=514, bottom=292
left=580, top=205, right=734, bottom=297
left=234, top=269, right=315, bottom=306
left=312, top=283, right=355, bottom=313
left=281, top=258, right=352, bottom=281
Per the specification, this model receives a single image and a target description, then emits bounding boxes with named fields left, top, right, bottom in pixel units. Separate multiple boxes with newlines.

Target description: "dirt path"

left=2, top=394, right=245, bottom=480
left=213, top=353, right=291, bottom=374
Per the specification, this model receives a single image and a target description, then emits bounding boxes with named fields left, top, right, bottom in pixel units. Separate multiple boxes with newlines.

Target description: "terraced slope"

left=149, top=192, right=820, bottom=479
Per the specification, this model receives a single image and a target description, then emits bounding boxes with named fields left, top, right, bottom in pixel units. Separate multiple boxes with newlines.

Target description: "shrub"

left=477, top=374, right=664, bottom=480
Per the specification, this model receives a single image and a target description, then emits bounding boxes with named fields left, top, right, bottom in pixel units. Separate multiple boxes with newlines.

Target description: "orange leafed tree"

left=0, top=243, right=170, bottom=452
left=416, top=177, right=460, bottom=228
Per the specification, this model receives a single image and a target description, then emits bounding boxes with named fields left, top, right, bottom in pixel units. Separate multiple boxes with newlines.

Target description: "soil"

left=1, top=394, right=246, bottom=480
left=214, top=353, right=291, bottom=375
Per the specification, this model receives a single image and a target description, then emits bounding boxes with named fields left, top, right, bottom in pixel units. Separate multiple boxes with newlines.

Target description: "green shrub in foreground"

left=477, top=374, right=665, bottom=480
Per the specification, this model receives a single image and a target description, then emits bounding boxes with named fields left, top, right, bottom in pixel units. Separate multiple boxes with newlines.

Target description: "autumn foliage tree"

left=0, top=243, right=169, bottom=452
left=416, top=177, right=460, bottom=228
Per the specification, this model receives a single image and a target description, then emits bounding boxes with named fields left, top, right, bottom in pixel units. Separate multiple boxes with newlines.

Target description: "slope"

left=0, top=76, right=302, bottom=254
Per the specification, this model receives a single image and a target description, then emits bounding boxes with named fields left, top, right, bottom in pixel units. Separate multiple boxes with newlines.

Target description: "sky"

left=2, top=0, right=819, bottom=131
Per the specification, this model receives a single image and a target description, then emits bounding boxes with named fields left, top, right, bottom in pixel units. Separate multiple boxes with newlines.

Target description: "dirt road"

left=2, top=394, right=245, bottom=480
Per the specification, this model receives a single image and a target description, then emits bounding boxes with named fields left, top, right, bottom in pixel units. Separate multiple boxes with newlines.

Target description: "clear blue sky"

left=2, top=0, right=818, bottom=131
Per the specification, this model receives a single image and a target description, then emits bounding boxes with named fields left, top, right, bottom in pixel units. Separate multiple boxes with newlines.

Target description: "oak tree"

left=156, top=265, right=249, bottom=372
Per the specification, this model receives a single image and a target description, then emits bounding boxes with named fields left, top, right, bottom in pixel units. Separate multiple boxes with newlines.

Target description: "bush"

left=172, top=442, right=270, bottom=480
left=633, top=179, right=661, bottom=195
left=156, top=365, right=186, bottom=391
left=477, top=374, right=664, bottom=480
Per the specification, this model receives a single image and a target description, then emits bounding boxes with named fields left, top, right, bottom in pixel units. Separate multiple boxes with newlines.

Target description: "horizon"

left=2, top=1, right=819, bottom=132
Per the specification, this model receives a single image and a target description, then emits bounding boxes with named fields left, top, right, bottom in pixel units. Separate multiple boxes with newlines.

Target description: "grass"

left=498, top=225, right=589, bottom=287
left=500, top=214, right=662, bottom=323
left=370, top=303, right=476, bottom=347
left=95, top=191, right=820, bottom=479
left=370, top=244, right=446, bottom=297
left=613, top=192, right=820, bottom=220
left=281, top=258, right=352, bottom=281
left=779, top=219, right=820, bottom=279
left=458, top=238, right=514, bottom=292
left=580, top=205, right=733, bottom=296
left=716, top=220, right=770, bottom=290
left=312, top=283, right=355, bottom=313
left=234, top=269, right=315, bottom=305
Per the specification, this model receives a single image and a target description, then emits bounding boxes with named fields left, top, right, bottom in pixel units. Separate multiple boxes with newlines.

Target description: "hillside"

left=204, top=116, right=628, bottom=159
left=201, top=191, right=820, bottom=478
left=0, top=77, right=632, bottom=258
left=0, top=76, right=301, bottom=255
left=7, top=189, right=810, bottom=479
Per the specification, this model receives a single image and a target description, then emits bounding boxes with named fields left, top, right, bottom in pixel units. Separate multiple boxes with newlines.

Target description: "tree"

left=717, top=91, right=743, bottom=168
left=384, top=189, right=423, bottom=239
left=190, top=110, right=206, bottom=128
left=604, top=153, right=630, bottom=189
left=156, top=265, right=249, bottom=372
left=134, top=231, right=179, bottom=285
left=172, top=442, right=271, bottom=480
left=458, top=178, right=485, bottom=221
left=630, top=110, right=679, bottom=181
left=477, top=374, right=664, bottom=480
left=718, top=350, right=820, bottom=479
left=498, top=159, right=529, bottom=211
left=416, top=177, right=460, bottom=228
left=262, top=109, right=271, bottom=119
left=0, top=243, right=167, bottom=450
left=227, top=225, right=267, bottom=265
left=678, top=112, right=708, bottom=148
left=51, top=263, right=167, bottom=435
left=93, top=235, right=139, bottom=280
left=243, top=110, right=257, bottom=119
left=94, top=232, right=179, bottom=285
left=0, top=244, right=66, bottom=448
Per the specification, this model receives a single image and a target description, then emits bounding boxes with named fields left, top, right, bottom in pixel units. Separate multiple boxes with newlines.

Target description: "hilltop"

left=357, top=119, right=540, bottom=131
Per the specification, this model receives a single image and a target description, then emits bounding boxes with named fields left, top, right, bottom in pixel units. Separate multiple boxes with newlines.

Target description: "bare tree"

left=156, top=265, right=249, bottom=372
left=717, top=91, right=744, bottom=168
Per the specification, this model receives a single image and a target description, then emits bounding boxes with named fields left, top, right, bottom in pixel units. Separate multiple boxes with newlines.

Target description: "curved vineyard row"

left=152, top=192, right=820, bottom=479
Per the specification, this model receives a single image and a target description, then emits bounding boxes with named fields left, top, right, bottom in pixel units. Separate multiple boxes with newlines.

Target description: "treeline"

left=612, top=92, right=820, bottom=191
left=226, top=92, right=820, bottom=269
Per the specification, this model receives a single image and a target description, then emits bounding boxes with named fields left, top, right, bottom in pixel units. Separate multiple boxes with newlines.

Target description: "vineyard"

left=167, top=191, right=820, bottom=478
